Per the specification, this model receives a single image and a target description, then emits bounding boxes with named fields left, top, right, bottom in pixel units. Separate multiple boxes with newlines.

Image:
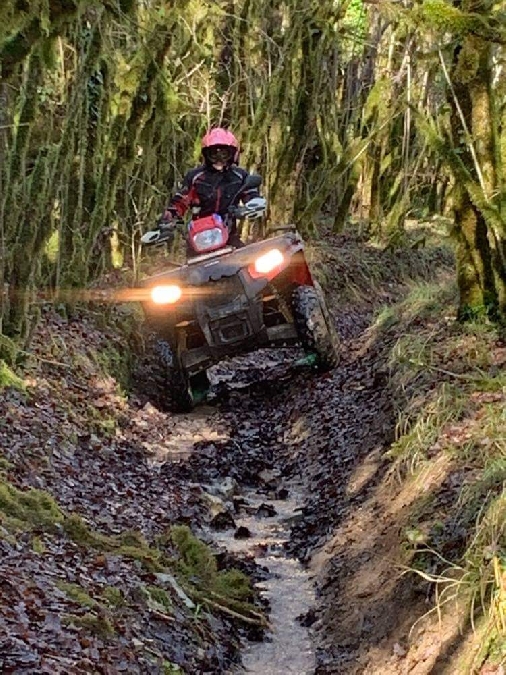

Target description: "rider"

left=157, top=128, right=262, bottom=252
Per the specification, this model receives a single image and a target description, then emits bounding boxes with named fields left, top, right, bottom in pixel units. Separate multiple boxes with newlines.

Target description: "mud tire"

left=292, top=283, right=340, bottom=371
left=154, top=340, right=210, bottom=413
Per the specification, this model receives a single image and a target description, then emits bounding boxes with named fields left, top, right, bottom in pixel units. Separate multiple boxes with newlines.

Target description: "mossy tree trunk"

left=447, top=3, right=506, bottom=320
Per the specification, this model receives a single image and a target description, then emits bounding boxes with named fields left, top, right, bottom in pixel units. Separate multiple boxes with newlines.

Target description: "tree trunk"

left=448, top=6, right=506, bottom=320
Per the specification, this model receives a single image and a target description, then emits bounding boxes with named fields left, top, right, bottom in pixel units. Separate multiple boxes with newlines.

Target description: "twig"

left=202, top=597, right=269, bottom=627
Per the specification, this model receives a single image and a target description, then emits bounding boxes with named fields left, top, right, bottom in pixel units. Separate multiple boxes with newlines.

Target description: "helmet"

left=201, top=128, right=239, bottom=166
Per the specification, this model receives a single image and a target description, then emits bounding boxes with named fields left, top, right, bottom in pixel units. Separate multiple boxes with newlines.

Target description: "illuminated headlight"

left=253, top=248, right=284, bottom=276
left=150, top=284, right=182, bottom=305
left=193, top=228, right=225, bottom=252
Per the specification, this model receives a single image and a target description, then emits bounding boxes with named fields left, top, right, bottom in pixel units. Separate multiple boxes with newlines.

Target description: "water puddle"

left=213, top=487, right=316, bottom=675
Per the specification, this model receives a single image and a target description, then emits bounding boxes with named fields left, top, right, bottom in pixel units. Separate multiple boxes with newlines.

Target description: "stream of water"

left=213, top=486, right=316, bottom=675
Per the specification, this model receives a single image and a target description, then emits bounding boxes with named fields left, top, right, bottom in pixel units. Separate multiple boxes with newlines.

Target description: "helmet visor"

left=207, top=145, right=234, bottom=163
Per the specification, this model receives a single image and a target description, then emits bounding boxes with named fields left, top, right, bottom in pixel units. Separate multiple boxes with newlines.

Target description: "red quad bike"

left=139, top=175, right=339, bottom=412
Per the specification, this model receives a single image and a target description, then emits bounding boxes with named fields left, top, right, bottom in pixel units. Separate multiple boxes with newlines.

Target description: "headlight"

left=150, top=284, right=182, bottom=305
left=192, top=228, right=225, bottom=252
left=253, top=248, right=284, bottom=276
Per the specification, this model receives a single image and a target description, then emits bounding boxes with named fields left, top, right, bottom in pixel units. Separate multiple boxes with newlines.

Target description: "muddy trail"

left=151, top=303, right=399, bottom=674
left=0, top=236, right=454, bottom=673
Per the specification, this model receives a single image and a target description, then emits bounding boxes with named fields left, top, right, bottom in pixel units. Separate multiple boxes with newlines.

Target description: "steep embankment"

left=3, top=231, right=502, bottom=674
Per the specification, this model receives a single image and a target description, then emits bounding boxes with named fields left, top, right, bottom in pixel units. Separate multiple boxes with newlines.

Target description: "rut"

left=155, top=295, right=399, bottom=674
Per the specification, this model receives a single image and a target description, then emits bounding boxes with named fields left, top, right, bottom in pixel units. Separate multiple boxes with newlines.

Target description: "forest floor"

left=1, top=228, right=505, bottom=674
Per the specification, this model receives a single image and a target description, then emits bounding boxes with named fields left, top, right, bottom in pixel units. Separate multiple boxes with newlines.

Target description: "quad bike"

left=138, top=175, right=339, bottom=412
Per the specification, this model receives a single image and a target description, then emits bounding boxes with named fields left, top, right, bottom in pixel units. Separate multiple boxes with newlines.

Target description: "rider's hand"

left=157, top=217, right=176, bottom=231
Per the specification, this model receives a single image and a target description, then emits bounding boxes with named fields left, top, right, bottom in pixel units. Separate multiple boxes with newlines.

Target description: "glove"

left=158, top=220, right=175, bottom=232
left=157, top=208, right=178, bottom=230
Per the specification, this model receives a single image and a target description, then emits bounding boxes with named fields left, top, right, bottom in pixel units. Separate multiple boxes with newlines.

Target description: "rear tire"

left=292, top=283, right=340, bottom=371
left=156, top=340, right=209, bottom=413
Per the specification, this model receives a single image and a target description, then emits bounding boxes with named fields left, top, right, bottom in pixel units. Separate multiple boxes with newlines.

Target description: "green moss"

left=171, top=525, right=253, bottom=606
left=214, top=569, right=252, bottom=602
left=57, top=582, right=99, bottom=609
left=64, top=517, right=168, bottom=570
left=0, top=481, right=64, bottom=531
left=63, top=612, right=115, bottom=638
left=63, top=514, right=116, bottom=550
left=101, top=586, right=126, bottom=608
left=0, top=360, right=26, bottom=391
left=171, top=525, right=218, bottom=586
left=95, top=343, right=132, bottom=391
left=0, top=457, right=13, bottom=473
left=32, top=536, right=46, bottom=553
left=0, top=335, right=18, bottom=365
left=116, top=544, right=163, bottom=571
left=147, top=585, right=172, bottom=612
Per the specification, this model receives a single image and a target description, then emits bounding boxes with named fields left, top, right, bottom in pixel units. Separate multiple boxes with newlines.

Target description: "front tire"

left=156, top=341, right=209, bottom=413
left=292, top=283, right=340, bottom=371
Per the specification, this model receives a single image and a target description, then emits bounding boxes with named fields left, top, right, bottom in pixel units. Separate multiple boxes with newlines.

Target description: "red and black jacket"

left=162, top=164, right=260, bottom=233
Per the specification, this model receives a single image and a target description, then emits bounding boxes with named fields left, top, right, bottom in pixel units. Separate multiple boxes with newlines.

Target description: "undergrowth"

left=375, top=275, right=506, bottom=670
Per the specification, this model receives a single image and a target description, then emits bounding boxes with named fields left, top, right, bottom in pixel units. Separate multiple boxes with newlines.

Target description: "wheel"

left=155, top=340, right=209, bottom=413
left=292, top=282, right=340, bottom=371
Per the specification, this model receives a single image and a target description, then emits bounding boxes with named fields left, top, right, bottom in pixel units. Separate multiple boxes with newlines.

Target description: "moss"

left=171, top=525, right=218, bottom=586
left=0, top=335, right=18, bottom=365
left=116, top=544, right=163, bottom=571
left=63, top=514, right=115, bottom=549
left=0, top=481, right=64, bottom=531
left=0, top=360, right=26, bottom=391
left=101, top=586, right=126, bottom=608
left=147, top=585, right=172, bottom=612
left=96, top=344, right=133, bottom=391
left=171, top=525, right=253, bottom=606
left=0, top=457, right=13, bottom=473
left=32, top=536, right=46, bottom=553
left=57, top=582, right=99, bottom=609
left=63, top=612, right=115, bottom=638
left=214, top=569, right=252, bottom=602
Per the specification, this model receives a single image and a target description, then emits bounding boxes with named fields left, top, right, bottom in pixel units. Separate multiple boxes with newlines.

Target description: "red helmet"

left=201, top=128, right=240, bottom=165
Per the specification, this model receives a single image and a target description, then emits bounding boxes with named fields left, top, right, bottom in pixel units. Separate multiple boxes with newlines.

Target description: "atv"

left=138, top=175, right=339, bottom=412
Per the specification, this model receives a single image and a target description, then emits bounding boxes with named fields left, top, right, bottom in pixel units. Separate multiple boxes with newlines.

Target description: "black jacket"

left=163, top=164, right=260, bottom=228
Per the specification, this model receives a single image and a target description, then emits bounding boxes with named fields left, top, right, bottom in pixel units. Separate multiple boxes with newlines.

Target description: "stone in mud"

left=256, top=503, right=277, bottom=518
left=234, top=526, right=251, bottom=539
left=210, top=511, right=236, bottom=531
left=275, top=487, right=289, bottom=500
left=232, top=496, right=248, bottom=513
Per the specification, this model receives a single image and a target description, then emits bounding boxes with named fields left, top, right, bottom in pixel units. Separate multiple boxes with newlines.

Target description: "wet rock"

left=276, top=487, right=290, bottom=500
left=297, top=608, right=317, bottom=627
left=256, top=503, right=277, bottom=518
left=234, top=526, right=252, bottom=539
left=232, top=496, right=249, bottom=513
left=210, top=511, right=236, bottom=531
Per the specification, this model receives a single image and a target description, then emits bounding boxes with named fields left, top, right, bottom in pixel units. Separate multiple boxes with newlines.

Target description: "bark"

left=449, top=18, right=506, bottom=320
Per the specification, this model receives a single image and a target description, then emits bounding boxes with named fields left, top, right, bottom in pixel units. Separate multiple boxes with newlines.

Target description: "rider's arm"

left=162, top=169, right=201, bottom=221
left=239, top=172, right=261, bottom=204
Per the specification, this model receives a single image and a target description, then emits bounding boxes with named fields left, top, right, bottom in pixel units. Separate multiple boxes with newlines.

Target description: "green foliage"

left=0, top=480, right=64, bottom=531
left=101, top=586, right=126, bottom=608
left=171, top=524, right=253, bottom=603
left=57, top=581, right=100, bottom=609
left=171, top=524, right=218, bottom=586
left=63, top=612, right=115, bottom=638
left=418, top=0, right=472, bottom=34
left=0, top=360, right=25, bottom=391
